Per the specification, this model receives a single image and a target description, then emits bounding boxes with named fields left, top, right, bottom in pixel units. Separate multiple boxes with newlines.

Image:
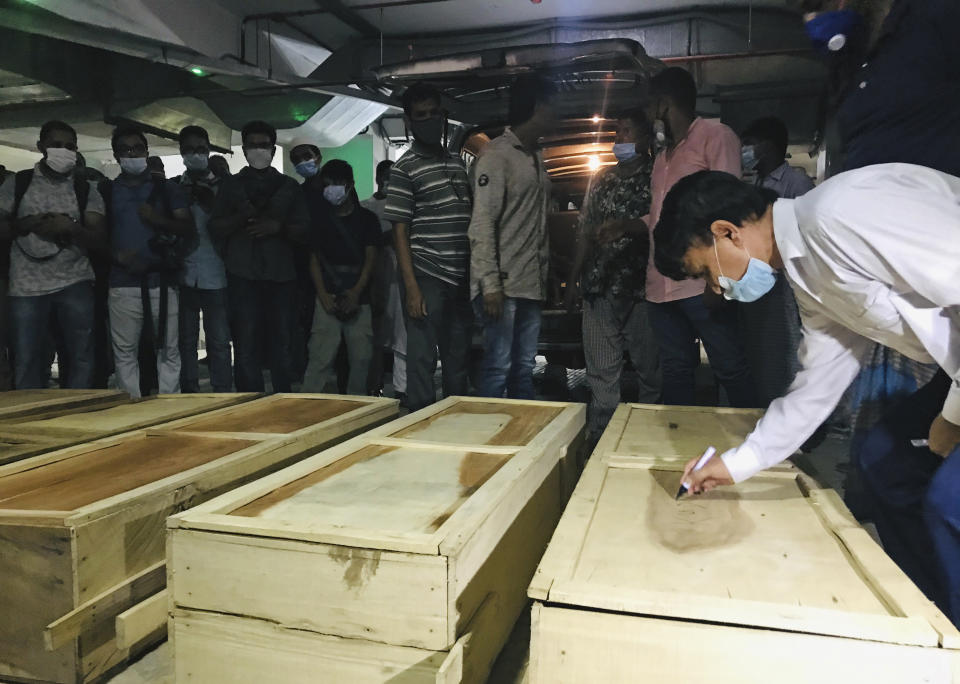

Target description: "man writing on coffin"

left=652, top=164, right=960, bottom=625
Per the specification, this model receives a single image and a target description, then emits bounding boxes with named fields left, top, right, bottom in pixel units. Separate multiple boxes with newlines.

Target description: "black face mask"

left=410, top=116, right=444, bottom=148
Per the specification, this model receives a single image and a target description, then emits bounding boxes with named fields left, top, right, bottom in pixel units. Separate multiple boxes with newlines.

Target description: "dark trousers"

left=228, top=274, right=295, bottom=393
left=404, top=274, right=472, bottom=412
left=648, top=294, right=757, bottom=408
left=857, top=371, right=960, bottom=625
left=9, top=280, right=95, bottom=389
left=179, top=286, right=233, bottom=393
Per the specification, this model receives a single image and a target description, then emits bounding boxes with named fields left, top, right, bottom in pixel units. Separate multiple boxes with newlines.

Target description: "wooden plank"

left=44, top=561, right=165, bottom=651
left=388, top=401, right=564, bottom=447
left=449, top=464, right=565, bottom=671
left=0, top=393, right=257, bottom=437
left=609, top=403, right=764, bottom=458
left=530, top=604, right=957, bottom=684
left=0, top=389, right=124, bottom=421
left=368, top=437, right=520, bottom=455
left=0, top=433, right=259, bottom=511
left=0, top=523, right=76, bottom=683
left=155, top=394, right=377, bottom=434
left=834, top=526, right=960, bottom=649
left=115, top=591, right=167, bottom=651
left=528, top=455, right=608, bottom=601
left=169, top=528, right=449, bottom=650
left=547, top=580, right=938, bottom=647
left=172, top=609, right=456, bottom=684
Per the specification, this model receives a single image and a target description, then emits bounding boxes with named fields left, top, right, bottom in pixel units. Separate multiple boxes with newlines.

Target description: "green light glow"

left=189, top=67, right=206, bottom=76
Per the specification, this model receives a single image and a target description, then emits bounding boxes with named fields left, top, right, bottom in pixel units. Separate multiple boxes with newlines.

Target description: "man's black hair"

left=653, top=171, right=778, bottom=281
left=289, top=143, right=321, bottom=159
left=401, top=83, right=442, bottom=117
left=241, top=120, right=277, bottom=146
left=376, top=159, right=394, bottom=176
left=617, top=107, right=653, bottom=137
left=178, top=125, right=210, bottom=145
left=39, top=120, right=77, bottom=143
left=649, top=67, right=698, bottom=115
left=320, top=159, right=354, bottom=183
left=742, top=116, right=789, bottom=160
left=508, top=75, right=558, bottom=127
left=111, top=124, right=148, bottom=153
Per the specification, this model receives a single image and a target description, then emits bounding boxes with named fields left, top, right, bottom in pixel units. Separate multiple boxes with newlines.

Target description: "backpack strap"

left=73, top=175, right=90, bottom=217
left=12, top=169, right=34, bottom=219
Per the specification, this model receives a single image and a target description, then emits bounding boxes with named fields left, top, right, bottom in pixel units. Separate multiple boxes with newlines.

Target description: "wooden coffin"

left=528, top=405, right=960, bottom=684
left=0, top=393, right=259, bottom=466
left=0, top=393, right=398, bottom=684
left=168, top=396, right=585, bottom=684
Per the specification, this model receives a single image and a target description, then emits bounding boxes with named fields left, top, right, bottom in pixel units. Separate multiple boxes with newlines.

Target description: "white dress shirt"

left=723, top=163, right=960, bottom=483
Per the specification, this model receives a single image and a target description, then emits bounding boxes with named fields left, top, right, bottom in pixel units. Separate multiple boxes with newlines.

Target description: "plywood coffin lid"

left=170, top=397, right=585, bottom=555
left=531, top=456, right=960, bottom=650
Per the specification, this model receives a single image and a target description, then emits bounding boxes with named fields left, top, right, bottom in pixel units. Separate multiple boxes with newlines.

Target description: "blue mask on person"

left=804, top=9, right=862, bottom=53
left=323, top=184, right=348, bottom=206
left=714, top=241, right=776, bottom=302
left=295, top=159, right=318, bottom=178
left=612, top=143, right=638, bottom=162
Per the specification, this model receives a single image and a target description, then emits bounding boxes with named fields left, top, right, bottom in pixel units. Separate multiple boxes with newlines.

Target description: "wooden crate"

left=0, top=393, right=259, bottom=466
left=528, top=405, right=960, bottom=683
left=168, top=396, right=585, bottom=684
left=0, top=394, right=398, bottom=684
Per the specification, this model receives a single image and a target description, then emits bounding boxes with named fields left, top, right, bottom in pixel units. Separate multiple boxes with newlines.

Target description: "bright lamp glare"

left=592, top=115, right=601, bottom=123
left=588, top=156, right=601, bottom=171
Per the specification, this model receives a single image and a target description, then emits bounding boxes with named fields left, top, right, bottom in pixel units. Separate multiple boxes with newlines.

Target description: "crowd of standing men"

left=0, top=70, right=824, bottom=434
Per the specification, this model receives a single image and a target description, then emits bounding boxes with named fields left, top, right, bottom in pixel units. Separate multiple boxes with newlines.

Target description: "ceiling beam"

left=312, top=0, right=380, bottom=38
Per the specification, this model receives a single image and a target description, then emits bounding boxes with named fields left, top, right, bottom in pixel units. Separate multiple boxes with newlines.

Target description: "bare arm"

left=309, top=253, right=335, bottom=314
left=393, top=221, right=427, bottom=319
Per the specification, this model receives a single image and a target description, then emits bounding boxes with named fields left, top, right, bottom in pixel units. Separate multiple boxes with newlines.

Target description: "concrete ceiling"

left=0, top=0, right=824, bottom=161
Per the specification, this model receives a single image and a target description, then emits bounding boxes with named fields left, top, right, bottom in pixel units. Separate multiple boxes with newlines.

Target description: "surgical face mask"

left=45, top=147, right=77, bottom=174
left=741, top=145, right=759, bottom=172
left=244, top=147, right=273, bottom=170
left=295, top=159, right=318, bottom=179
left=612, top=142, right=638, bottom=162
left=804, top=9, right=862, bottom=53
left=323, top=184, right=348, bottom=206
left=119, top=157, right=148, bottom=175
left=410, top=116, right=444, bottom=148
left=714, top=241, right=777, bottom=303
left=183, top=152, right=209, bottom=172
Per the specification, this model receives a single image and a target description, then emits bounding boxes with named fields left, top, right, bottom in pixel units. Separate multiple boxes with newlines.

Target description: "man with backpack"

left=104, top=124, right=194, bottom=397
left=0, top=120, right=106, bottom=389
left=209, top=120, right=309, bottom=393
left=300, top=160, right=379, bottom=395
left=174, top=125, right=232, bottom=393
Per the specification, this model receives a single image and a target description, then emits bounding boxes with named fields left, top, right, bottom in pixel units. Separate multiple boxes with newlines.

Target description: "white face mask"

left=245, top=148, right=273, bottom=170
left=183, top=152, right=209, bottom=172
left=119, top=157, right=148, bottom=175
left=45, top=147, right=77, bottom=174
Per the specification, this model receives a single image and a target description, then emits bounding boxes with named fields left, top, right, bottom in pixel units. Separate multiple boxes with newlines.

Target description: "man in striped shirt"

left=384, top=83, right=474, bottom=411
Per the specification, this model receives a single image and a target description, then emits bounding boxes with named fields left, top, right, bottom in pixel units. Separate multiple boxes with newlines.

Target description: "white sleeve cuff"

left=721, top=444, right=767, bottom=484
left=942, top=382, right=960, bottom=426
